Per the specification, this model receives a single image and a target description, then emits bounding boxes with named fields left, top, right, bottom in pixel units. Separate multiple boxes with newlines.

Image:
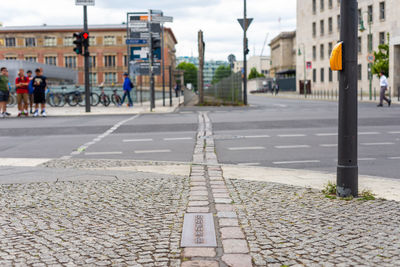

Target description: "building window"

left=103, top=36, right=116, bottom=46
left=45, top=56, right=57, bottom=66
left=313, top=0, right=316, bottom=14
left=5, top=56, right=17, bottom=60
left=89, top=73, right=97, bottom=84
left=313, top=69, right=317, bottom=83
left=320, top=20, right=324, bottom=36
left=368, top=34, right=373, bottom=51
left=5, top=38, right=16, bottom=47
left=25, top=57, right=37, bottom=62
left=358, top=9, right=362, bottom=25
left=379, top=32, right=385, bottom=45
left=380, top=2, right=385, bottom=20
left=337, top=15, right=341, bottom=30
left=89, top=36, right=96, bottom=46
left=320, top=68, right=324, bottom=82
left=358, top=64, right=362, bottom=81
left=320, top=44, right=324, bottom=60
left=358, top=37, right=362, bottom=53
left=44, top=36, right=56, bottom=47
left=25, top=38, right=36, bottom=47
left=89, top=56, right=96, bottom=68
left=64, top=36, right=73, bottom=46
left=328, top=17, right=333, bottom=33
left=368, top=5, right=373, bottom=23
left=104, top=72, right=117, bottom=84
left=328, top=0, right=332, bottom=9
left=64, top=56, right=77, bottom=68
left=313, top=46, right=317, bottom=60
left=328, top=42, right=333, bottom=57
left=104, top=55, right=116, bottom=67
left=329, top=68, right=333, bottom=82
left=320, top=0, right=324, bottom=11
left=312, top=22, right=316, bottom=37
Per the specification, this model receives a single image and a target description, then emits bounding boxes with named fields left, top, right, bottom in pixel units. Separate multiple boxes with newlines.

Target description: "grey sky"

left=0, top=0, right=296, bottom=61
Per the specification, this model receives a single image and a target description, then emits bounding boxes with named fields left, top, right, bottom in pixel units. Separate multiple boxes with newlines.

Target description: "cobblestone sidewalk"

left=0, top=174, right=189, bottom=266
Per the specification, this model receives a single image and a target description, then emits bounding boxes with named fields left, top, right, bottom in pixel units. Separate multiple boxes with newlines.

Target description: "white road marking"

left=228, top=147, right=265, bottom=151
left=179, top=111, right=194, bottom=114
left=320, top=144, right=338, bottom=147
left=275, top=145, right=310, bottom=149
left=243, top=135, right=270, bottom=138
left=123, top=138, right=153, bottom=142
left=238, top=163, right=261, bottom=166
left=164, top=137, right=193, bottom=141
left=273, top=104, right=288, bottom=108
left=85, top=152, right=123, bottom=155
left=0, top=158, right=52, bottom=167
left=315, top=133, right=337, bottom=136
left=389, top=131, right=400, bottom=134
left=361, top=142, right=395, bottom=146
left=134, top=149, right=172, bottom=154
left=388, top=157, right=400, bottom=160
left=359, top=158, right=376, bottom=161
left=359, top=132, right=380, bottom=135
left=273, top=160, right=320, bottom=165
left=278, top=134, right=307, bottom=137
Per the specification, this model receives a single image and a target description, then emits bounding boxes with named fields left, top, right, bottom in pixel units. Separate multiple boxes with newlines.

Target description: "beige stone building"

left=296, top=0, right=400, bottom=97
left=234, top=56, right=271, bottom=76
left=269, top=31, right=296, bottom=78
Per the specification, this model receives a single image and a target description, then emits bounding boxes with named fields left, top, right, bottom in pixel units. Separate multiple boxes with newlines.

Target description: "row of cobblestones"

left=226, top=179, right=400, bottom=266
left=42, top=159, right=185, bottom=169
left=0, top=174, right=189, bottom=266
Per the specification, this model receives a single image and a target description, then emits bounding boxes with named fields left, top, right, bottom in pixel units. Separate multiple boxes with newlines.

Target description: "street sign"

left=238, top=18, right=253, bottom=31
left=151, top=16, right=173, bottom=23
left=126, top=39, right=147, bottom=45
left=131, top=47, right=149, bottom=61
left=130, top=32, right=151, bottom=39
left=306, top=61, right=312, bottom=69
left=75, top=0, right=95, bottom=6
left=130, top=27, right=150, bottom=33
left=128, top=21, right=148, bottom=28
left=150, top=23, right=161, bottom=33
left=367, top=53, right=375, bottom=63
left=130, top=61, right=161, bottom=75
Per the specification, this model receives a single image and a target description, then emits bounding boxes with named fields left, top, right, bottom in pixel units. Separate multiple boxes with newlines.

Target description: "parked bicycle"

left=98, top=87, right=111, bottom=107
left=111, top=89, right=122, bottom=106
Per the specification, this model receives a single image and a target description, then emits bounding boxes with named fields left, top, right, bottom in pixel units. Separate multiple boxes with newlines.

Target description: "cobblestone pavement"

left=0, top=174, right=189, bottom=266
left=226, top=179, right=400, bottom=266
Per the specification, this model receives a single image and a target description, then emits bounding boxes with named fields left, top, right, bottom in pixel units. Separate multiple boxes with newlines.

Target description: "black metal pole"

left=337, top=0, right=358, bottom=197
left=169, top=65, right=172, bottom=106
left=83, top=5, right=90, bottom=113
left=243, top=0, right=248, bottom=105
left=161, top=24, right=166, bottom=106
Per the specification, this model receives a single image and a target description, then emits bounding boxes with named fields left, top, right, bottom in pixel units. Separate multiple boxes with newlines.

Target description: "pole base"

left=337, top=165, right=358, bottom=197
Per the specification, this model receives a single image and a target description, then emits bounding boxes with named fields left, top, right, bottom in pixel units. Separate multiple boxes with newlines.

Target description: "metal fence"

left=204, top=72, right=243, bottom=105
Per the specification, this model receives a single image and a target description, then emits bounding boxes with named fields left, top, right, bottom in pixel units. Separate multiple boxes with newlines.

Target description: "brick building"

left=0, top=24, right=178, bottom=88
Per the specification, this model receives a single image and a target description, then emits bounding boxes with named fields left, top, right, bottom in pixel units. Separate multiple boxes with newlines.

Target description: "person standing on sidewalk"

left=0, top=67, right=11, bottom=118
left=32, top=68, right=47, bottom=117
left=27, top=70, right=34, bottom=114
left=15, top=69, right=30, bottom=117
left=121, top=73, right=133, bottom=107
left=378, top=71, right=391, bottom=107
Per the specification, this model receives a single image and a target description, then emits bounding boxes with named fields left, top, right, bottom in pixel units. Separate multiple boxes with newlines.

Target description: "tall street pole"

left=368, top=21, right=372, bottom=100
left=161, top=24, right=166, bottom=106
left=83, top=5, right=90, bottom=113
left=243, top=0, right=248, bottom=105
left=337, top=0, right=358, bottom=197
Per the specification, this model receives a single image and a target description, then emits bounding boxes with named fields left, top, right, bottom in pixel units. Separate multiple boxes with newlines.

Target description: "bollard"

left=374, top=87, right=376, bottom=100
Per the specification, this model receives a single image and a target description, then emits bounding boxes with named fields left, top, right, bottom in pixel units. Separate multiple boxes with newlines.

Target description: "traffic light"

left=82, top=32, right=89, bottom=48
left=73, top=32, right=83, bottom=55
left=151, top=37, right=161, bottom=51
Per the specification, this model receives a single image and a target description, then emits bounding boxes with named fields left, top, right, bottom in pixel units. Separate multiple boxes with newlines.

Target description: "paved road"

left=0, top=94, right=399, bottom=179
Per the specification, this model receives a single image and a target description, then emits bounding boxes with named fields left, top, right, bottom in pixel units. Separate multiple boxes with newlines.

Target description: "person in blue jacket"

left=121, top=73, right=133, bottom=107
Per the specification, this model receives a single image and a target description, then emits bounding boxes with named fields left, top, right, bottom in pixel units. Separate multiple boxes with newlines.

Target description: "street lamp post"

left=298, top=43, right=307, bottom=98
left=359, top=11, right=372, bottom=100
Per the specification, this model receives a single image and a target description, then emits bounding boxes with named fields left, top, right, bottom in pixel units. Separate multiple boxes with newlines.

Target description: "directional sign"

left=130, top=61, right=161, bottom=76
left=130, top=27, right=150, bottom=33
left=129, top=21, right=148, bottom=28
left=237, top=18, right=253, bottom=31
left=151, top=16, right=173, bottom=23
left=131, top=47, right=149, bottom=61
left=126, top=39, right=147, bottom=45
left=75, top=0, right=95, bottom=5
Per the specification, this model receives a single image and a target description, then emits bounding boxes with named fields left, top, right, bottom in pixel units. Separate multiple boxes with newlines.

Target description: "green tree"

left=372, top=33, right=389, bottom=77
left=248, top=67, right=265, bottom=80
left=177, top=62, right=198, bottom=89
left=212, top=65, right=232, bottom=84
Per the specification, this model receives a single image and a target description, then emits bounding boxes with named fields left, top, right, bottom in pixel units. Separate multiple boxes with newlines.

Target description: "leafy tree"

left=372, top=33, right=389, bottom=77
left=212, top=65, right=232, bottom=84
left=248, top=67, right=265, bottom=80
left=177, top=62, right=198, bottom=89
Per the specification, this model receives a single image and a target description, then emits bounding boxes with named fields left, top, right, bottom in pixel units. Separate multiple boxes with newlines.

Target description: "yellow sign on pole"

left=330, top=42, right=343, bottom=71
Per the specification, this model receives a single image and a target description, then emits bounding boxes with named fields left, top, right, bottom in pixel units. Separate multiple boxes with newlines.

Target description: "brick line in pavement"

left=181, top=112, right=252, bottom=267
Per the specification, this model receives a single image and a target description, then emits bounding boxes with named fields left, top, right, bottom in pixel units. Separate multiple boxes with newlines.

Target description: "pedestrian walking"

left=27, top=70, right=34, bottom=114
left=174, top=83, right=180, bottom=97
left=0, top=67, right=11, bottom=118
left=15, top=69, right=30, bottom=117
left=32, top=68, right=47, bottom=117
left=275, top=82, right=280, bottom=95
left=121, top=73, right=133, bottom=107
left=377, top=71, right=391, bottom=107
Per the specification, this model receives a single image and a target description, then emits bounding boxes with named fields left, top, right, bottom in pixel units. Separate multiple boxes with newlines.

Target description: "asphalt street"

left=0, top=94, right=399, bottom=179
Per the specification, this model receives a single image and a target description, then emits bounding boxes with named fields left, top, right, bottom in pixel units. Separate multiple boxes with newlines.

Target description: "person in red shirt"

left=15, top=69, right=30, bottom=117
